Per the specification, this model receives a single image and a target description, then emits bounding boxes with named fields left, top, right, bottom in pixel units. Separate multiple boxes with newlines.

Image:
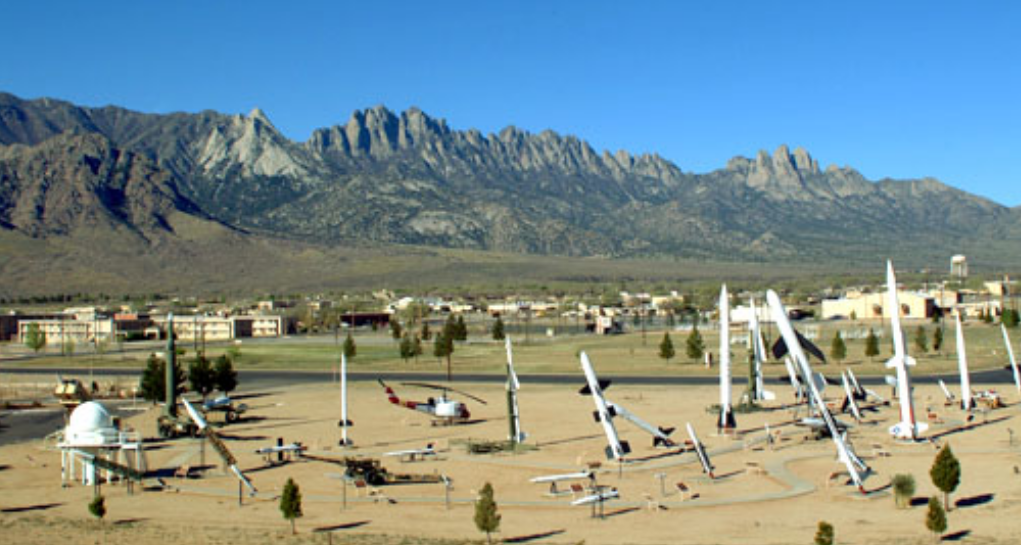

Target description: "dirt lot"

left=2, top=376, right=1021, bottom=545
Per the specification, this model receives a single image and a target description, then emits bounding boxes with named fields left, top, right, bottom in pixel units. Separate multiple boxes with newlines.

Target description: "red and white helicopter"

left=379, top=380, right=486, bottom=425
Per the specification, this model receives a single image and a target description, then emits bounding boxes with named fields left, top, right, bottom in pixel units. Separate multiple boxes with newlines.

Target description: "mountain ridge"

left=1, top=91, right=1018, bottom=296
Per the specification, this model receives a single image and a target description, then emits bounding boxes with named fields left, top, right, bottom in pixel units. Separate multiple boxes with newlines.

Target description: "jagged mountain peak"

left=0, top=91, right=1016, bottom=270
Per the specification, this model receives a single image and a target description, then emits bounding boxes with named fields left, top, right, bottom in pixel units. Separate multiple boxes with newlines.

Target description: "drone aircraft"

left=379, top=380, right=486, bottom=424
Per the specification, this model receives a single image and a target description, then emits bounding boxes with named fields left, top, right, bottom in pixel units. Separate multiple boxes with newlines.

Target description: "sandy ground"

left=2, top=377, right=1021, bottom=545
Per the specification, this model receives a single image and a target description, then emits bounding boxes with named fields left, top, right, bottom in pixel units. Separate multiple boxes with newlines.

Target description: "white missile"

left=685, top=422, right=715, bottom=477
left=1002, top=325, right=1021, bottom=394
left=749, top=298, right=775, bottom=402
left=571, top=488, right=619, bottom=506
left=884, top=261, right=926, bottom=440
left=340, top=352, right=352, bottom=445
left=182, top=397, right=209, bottom=431
left=506, top=337, right=526, bottom=443
left=580, top=352, right=630, bottom=461
left=767, top=290, right=869, bottom=492
left=718, top=285, right=735, bottom=430
left=955, top=313, right=973, bottom=411
left=841, top=372, right=863, bottom=422
left=783, top=356, right=802, bottom=402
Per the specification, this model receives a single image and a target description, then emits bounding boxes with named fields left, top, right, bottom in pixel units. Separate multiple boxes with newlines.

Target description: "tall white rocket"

left=884, top=261, right=926, bottom=440
left=340, top=353, right=352, bottom=445
left=718, top=285, right=735, bottom=429
left=1002, top=324, right=1021, bottom=394
left=748, top=298, right=774, bottom=401
left=955, top=313, right=973, bottom=411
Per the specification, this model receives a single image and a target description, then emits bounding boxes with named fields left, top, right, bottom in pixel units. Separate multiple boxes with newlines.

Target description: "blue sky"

left=3, top=1, right=1019, bottom=206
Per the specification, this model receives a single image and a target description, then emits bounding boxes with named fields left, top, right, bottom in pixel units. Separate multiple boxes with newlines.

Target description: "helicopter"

left=379, top=380, right=487, bottom=425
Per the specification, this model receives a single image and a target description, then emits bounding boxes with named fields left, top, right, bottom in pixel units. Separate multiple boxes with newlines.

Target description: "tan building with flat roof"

left=821, top=291, right=935, bottom=320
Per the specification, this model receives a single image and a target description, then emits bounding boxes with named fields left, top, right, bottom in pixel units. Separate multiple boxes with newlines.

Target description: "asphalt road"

left=1, top=365, right=1015, bottom=446
left=2, top=365, right=1016, bottom=389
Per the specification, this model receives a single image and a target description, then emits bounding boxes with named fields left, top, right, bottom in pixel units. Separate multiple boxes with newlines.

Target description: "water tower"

left=950, top=255, right=968, bottom=282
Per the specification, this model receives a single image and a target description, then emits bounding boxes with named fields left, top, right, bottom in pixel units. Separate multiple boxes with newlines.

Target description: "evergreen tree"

left=24, top=323, right=46, bottom=353
left=933, top=327, right=944, bottom=353
left=188, top=356, right=216, bottom=401
left=925, top=496, right=947, bottom=540
left=139, top=354, right=186, bottom=404
left=914, top=326, right=928, bottom=353
left=280, top=478, right=303, bottom=535
left=390, top=319, right=403, bottom=341
left=343, top=332, right=357, bottom=359
left=88, top=494, right=106, bottom=522
left=399, top=333, right=414, bottom=362
left=433, top=331, right=454, bottom=362
left=455, top=314, right=469, bottom=341
left=421, top=322, right=432, bottom=340
left=443, top=315, right=458, bottom=342
left=1003, top=308, right=1020, bottom=328
left=983, top=309, right=993, bottom=324
left=140, top=354, right=163, bottom=403
left=658, top=332, right=675, bottom=362
left=865, top=328, right=880, bottom=360
left=891, top=473, right=916, bottom=509
left=474, top=482, right=501, bottom=544
left=491, top=316, right=505, bottom=341
left=413, top=334, right=423, bottom=362
left=830, top=332, right=846, bottom=362
left=213, top=355, right=238, bottom=394
left=814, top=521, right=834, bottom=545
left=686, top=325, right=705, bottom=361
left=930, top=444, right=961, bottom=510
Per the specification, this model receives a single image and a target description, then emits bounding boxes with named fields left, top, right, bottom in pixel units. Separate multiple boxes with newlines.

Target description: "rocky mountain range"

left=1, top=91, right=1019, bottom=294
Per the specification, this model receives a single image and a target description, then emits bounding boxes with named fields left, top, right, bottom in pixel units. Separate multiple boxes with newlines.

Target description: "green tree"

left=865, top=328, right=880, bottom=360
left=933, top=327, right=944, bottom=353
left=280, top=477, right=303, bottom=535
left=413, top=334, right=423, bottom=363
left=658, top=332, right=675, bottom=362
left=390, top=319, right=403, bottom=341
left=491, top=316, right=505, bottom=341
left=188, top=356, right=216, bottom=401
left=925, top=496, right=947, bottom=541
left=421, top=322, right=432, bottom=341
left=914, top=326, right=928, bottom=353
left=814, top=521, right=834, bottom=545
left=24, top=323, right=46, bottom=353
left=399, top=333, right=415, bottom=362
left=1003, top=308, right=1020, bottom=328
left=474, top=482, right=501, bottom=544
left=433, top=331, right=454, bottom=363
left=343, top=332, right=357, bottom=359
left=891, top=474, right=916, bottom=509
left=88, top=494, right=106, bottom=522
left=830, top=332, right=846, bottom=362
left=213, top=355, right=238, bottom=394
left=930, top=444, right=961, bottom=510
left=455, top=314, right=469, bottom=341
left=139, top=354, right=185, bottom=404
left=686, top=325, right=705, bottom=361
